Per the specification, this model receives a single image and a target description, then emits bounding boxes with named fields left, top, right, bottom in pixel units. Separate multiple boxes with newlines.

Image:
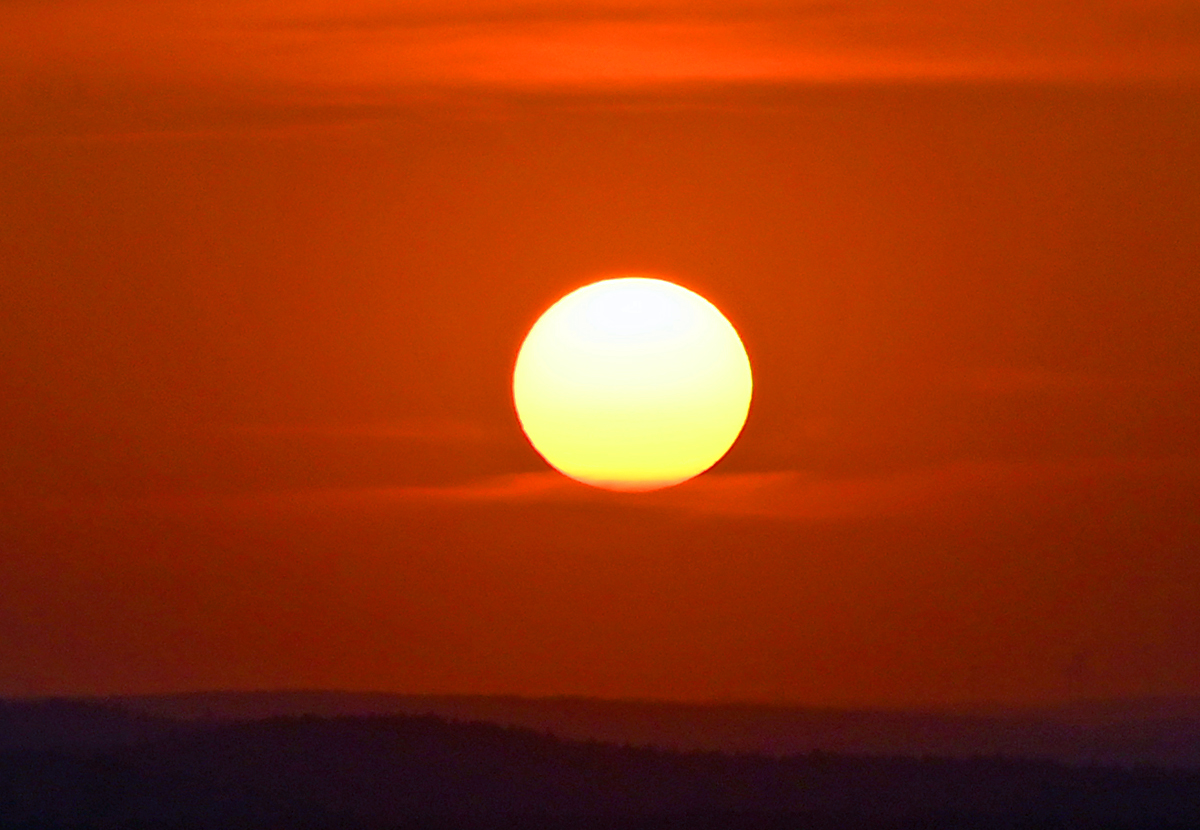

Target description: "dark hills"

left=109, top=690, right=1200, bottom=769
left=2, top=699, right=1199, bottom=829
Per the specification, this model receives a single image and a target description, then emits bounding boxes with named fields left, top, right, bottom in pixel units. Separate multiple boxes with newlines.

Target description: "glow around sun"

left=513, top=276, right=752, bottom=492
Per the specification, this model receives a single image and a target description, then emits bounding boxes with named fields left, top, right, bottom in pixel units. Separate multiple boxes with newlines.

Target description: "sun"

left=513, top=276, right=752, bottom=492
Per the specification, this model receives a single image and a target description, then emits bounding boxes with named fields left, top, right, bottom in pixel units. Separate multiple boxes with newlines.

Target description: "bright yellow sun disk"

left=513, top=277, right=752, bottom=491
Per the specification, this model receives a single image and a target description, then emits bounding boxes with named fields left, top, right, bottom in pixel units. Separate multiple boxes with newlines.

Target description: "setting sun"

left=513, top=276, right=752, bottom=491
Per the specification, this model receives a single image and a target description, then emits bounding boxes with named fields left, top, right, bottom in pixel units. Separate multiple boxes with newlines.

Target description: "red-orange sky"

left=1, top=0, right=1199, bottom=708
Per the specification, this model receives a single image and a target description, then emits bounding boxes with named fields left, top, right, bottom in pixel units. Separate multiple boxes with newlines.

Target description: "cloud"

left=249, top=1, right=848, bottom=31
left=561, top=457, right=1200, bottom=521
left=5, top=0, right=1198, bottom=140
left=3, top=0, right=1198, bottom=117
left=221, top=419, right=495, bottom=442
left=109, top=456, right=1199, bottom=523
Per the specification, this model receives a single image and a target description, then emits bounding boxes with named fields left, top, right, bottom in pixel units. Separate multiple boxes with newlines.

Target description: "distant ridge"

left=0, top=698, right=182, bottom=752
left=74, top=690, right=1200, bottom=770
left=2, top=708, right=1199, bottom=829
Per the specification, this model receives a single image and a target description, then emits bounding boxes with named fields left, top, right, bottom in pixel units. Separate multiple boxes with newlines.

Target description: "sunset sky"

left=2, top=0, right=1198, bottom=707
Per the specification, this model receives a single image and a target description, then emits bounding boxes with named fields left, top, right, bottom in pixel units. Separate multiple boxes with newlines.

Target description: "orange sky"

left=1, top=0, right=1199, bottom=707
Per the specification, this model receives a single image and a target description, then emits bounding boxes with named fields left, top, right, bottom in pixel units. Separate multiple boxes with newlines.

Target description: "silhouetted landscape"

left=3, top=695, right=1199, bottom=829
left=106, top=691, right=1200, bottom=770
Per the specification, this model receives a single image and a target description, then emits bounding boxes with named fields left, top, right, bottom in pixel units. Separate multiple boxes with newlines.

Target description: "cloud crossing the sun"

left=107, top=456, right=1199, bottom=524
left=382, top=456, right=1199, bottom=521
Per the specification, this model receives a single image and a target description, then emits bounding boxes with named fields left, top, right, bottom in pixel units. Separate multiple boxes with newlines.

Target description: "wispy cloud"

left=222, top=419, right=495, bottom=442
left=3, top=0, right=1197, bottom=116
left=113, top=456, right=1199, bottom=523
left=247, top=2, right=849, bottom=31
left=461, top=457, right=1200, bottom=521
left=5, top=0, right=1198, bottom=140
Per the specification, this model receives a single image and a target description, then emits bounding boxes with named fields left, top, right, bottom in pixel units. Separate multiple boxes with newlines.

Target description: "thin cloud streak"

left=408, top=457, right=1199, bottom=521
left=6, top=0, right=1198, bottom=140
left=3, top=0, right=1198, bottom=113
left=248, top=2, right=848, bottom=30
left=111, top=456, right=1200, bottom=523
left=222, top=419, right=496, bottom=442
